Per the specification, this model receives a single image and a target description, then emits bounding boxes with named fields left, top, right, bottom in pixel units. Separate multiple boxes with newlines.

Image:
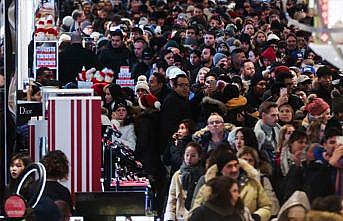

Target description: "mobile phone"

left=280, top=87, right=287, bottom=97
left=336, top=136, right=343, bottom=145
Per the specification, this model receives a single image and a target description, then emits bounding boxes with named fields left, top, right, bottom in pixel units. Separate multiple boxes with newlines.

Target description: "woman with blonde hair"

left=277, top=124, right=295, bottom=153
left=302, top=96, right=331, bottom=144
left=195, top=67, right=210, bottom=85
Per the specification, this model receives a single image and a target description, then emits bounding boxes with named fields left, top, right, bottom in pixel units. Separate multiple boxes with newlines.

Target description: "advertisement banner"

left=34, top=41, right=58, bottom=80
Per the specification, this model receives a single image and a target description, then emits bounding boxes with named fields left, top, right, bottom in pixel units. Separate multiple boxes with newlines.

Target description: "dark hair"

left=286, top=33, right=297, bottom=40
left=312, top=195, right=343, bottom=214
left=231, top=48, right=244, bottom=56
left=10, top=153, right=32, bottom=168
left=31, top=84, right=41, bottom=97
left=134, top=37, right=147, bottom=45
left=241, top=59, right=253, bottom=68
left=287, top=130, right=307, bottom=149
left=194, top=3, right=204, bottom=10
left=206, top=143, right=233, bottom=170
left=236, top=127, right=258, bottom=150
left=160, top=49, right=173, bottom=59
left=110, top=30, right=124, bottom=40
left=206, top=176, right=244, bottom=212
left=186, top=142, right=202, bottom=156
left=202, top=46, right=216, bottom=56
left=322, top=127, right=342, bottom=144
left=190, top=49, right=201, bottom=58
left=171, top=74, right=189, bottom=87
left=152, top=72, right=166, bottom=85
left=41, top=150, right=69, bottom=180
left=179, top=119, right=195, bottom=135
left=204, top=30, right=216, bottom=37
left=259, top=101, right=278, bottom=115
left=155, top=59, right=169, bottom=72
left=71, top=9, right=83, bottom=20
left=187, top=25, right=199, bottom=35
left=107, top=84, right=123, bottom=101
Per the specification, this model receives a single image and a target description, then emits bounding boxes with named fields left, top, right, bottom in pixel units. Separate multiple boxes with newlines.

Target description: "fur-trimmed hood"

left=204, top=158, right=259, bottom=183
left=192, top=123, right=235, bottom=139
left=305, top=210, right=343, bottom=221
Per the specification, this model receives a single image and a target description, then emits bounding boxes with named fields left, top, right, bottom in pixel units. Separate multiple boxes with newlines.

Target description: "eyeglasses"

left=208, top=120, right=223, bottom=125
left=176, top=83, right=190, bottom=88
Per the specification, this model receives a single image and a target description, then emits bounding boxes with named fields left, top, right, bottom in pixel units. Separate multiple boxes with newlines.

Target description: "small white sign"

left=70, top=217, right=84, bottom=221
left=77, top=81, right=93, bottom=89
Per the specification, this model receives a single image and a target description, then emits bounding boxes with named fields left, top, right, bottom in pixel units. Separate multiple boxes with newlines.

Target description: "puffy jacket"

left=192, top=159, right=272, bottom=221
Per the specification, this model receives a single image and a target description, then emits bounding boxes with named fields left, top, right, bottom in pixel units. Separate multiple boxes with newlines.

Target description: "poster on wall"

left=34, top=41, right=58, bottom=80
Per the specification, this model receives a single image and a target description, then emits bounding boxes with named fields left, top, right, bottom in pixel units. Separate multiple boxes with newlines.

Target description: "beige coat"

left=192, top=159, right=272, bottom=221
left=164, top=170, right=188, bottom=221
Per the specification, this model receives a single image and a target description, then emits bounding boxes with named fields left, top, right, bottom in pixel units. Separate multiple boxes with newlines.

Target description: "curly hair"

left=41, top=150, right=69, bottom=180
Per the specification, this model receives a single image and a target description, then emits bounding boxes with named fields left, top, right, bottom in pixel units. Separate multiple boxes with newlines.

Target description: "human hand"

left=277, top=94, right=288, bottom=106
left=329, top=145, right=343, bottom=168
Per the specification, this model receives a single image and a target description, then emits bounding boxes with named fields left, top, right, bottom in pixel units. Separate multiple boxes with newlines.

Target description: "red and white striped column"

left=47, top=97, right=102, bottom=193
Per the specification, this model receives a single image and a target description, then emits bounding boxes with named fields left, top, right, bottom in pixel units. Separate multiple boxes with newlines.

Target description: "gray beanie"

left=213, top=53, right=227, bottom=67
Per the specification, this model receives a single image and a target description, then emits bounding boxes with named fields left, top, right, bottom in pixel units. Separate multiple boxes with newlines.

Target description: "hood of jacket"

left=276, top=191, right=310, bottom=221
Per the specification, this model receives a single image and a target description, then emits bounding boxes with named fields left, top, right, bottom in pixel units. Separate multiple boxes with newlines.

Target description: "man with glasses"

left=193, top=113, right=232, bottom=155
left=160, top=74, right=191, bottom=154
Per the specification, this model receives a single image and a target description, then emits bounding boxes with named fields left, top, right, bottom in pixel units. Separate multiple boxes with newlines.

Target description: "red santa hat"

left=138, top=94, right=161, bottom=110
left=261, top=47, right=276, bottom=62
left=92, top=82, right=108, bottom=96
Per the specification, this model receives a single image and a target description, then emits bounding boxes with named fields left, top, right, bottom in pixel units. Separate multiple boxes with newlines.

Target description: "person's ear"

left=261, top=112, right=266, bottom=118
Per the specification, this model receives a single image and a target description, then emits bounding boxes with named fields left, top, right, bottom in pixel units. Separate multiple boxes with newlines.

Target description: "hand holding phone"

left=280, top=87, right=287, bottom=97
left=337, top=136, right=343, bottom=145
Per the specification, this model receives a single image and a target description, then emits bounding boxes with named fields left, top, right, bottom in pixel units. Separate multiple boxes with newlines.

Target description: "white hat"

left=165, top=66, right=187, bottom=80
left=62, top=16, right=73, bottom=27
left=135, top=80, right=150, bottom=94
left=58, top=33, right=71, bottom=46
left=139, top=17, right=149, bottom=26
left=267, top=33, right=280, bottom=41
left=297, top=75, right=311, bottom=84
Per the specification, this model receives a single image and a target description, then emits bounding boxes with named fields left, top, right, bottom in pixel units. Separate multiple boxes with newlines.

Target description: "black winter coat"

left=189, top=202, right=243, bottom=221
left=98, top=43, right=130, bottom=75
left=279, top=162, right=335, bottom=204
left=58, top=43, right=97, bottom=86
left=134, top=110, right=165, bottom=178
left=163, top=135, right=192, bottom=176
left=160, top=91, right=192, bottom=154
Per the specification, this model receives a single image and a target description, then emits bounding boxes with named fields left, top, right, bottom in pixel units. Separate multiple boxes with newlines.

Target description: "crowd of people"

left=5, top=0, right=343, bottom=220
